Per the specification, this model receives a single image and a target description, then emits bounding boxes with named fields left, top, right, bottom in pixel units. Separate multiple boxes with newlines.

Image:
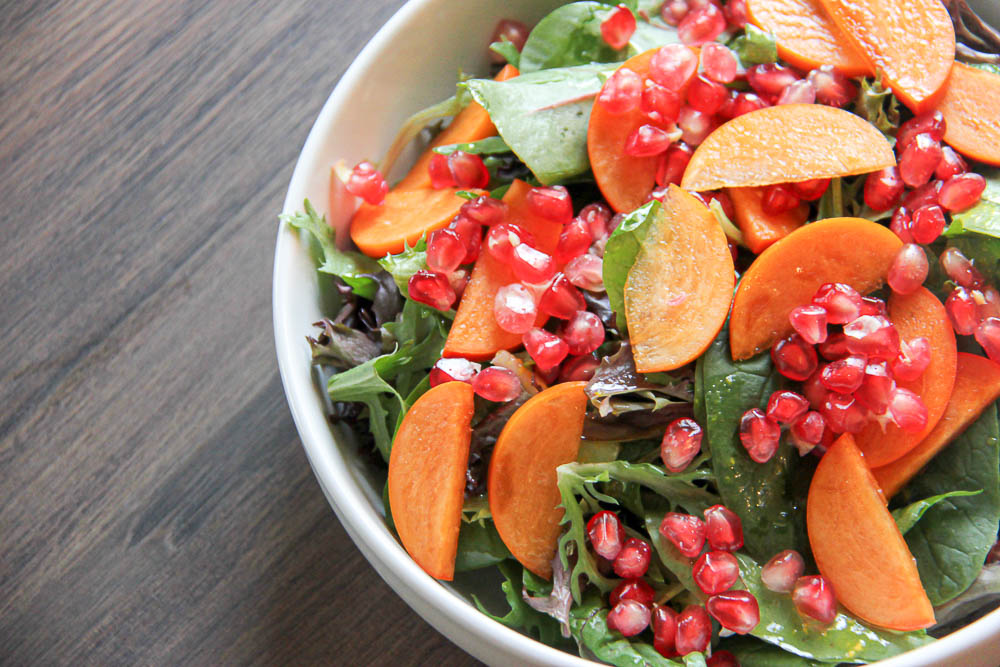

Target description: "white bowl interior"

left=273, top=0, right=1000, bottom=664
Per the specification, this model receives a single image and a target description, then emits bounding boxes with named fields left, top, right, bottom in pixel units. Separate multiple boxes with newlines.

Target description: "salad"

left=281, top=0, right=1000, bottom=664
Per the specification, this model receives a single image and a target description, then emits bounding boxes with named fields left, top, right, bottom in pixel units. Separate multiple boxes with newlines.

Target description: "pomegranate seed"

left=762, top=549, right=805, bottom=593
left=813, top=283, right=862, bottom=324
left=860, top=296, right=887, bottom=317
left=793, top=575, right=837, bottom=625
left=739, top=408, right=781, bottom=463
left=428, top=228, right=469, bottom=274
left=863, top=166, right=905, bottom=212
left=980, top=287, right=1000, bottom=321
left=902, top=180, right=942, bottom=211
left=678, top=106, right=717, bottom=145
left=808, top=65, right=856, bottom=107
left=486, top=222, right=535, bottom=263
left=888, top=387, right=928, bottom=432
left=940, top=247, right=984, bottom=288
left=429, top=357, right=481, bottom=387
left=461, top=195, right=507, bottom=226
left=703, top=504, right=744, bottom=551
left=855, top=360, right=895, bottom=414
left=494, top=283, right=537, bottom=334
left=652, top=606, right=678, bottom=658
left=843, top=315, right=900, bottom=360
left=678, top=2, right=726, bottom=44
left=821, top=392, right=868, bottom=434
left=656, top=141, right=694, bottom=186
left=428, top=153, right=456, bottom=188
left=897, top=110, right=946, bottom=151
left=899, top=133, right=943, bottom=188
left=723, top=0, right=748, bottom=27
left=892, top=337, right=931, bottom=382
left=790, top=411, right=826, bottom=455
left=641, top=79, right=683, bottom=125
left=935, top=146, right=968, bottom=180
left=523, top=328, right=569, bottom=371
left=564, top=253, right=605, bottom=291
left=345, top=161, right=388, bottom=205
left=675, top=605, right=712, bottom=655
left=707, top=650, right=740, bottom=667
left=687, top=75, right=729, bottom=114
left=976, top=318, right=1000, bottom=362
left=818, top=331, right=850, bottom=360
left=767, top=390, right=810, bottom=424
left=946, top=286, right=979, bottom=335
left=601, top=4, right=637, bottom=49
left=888, top=243, right=929, bottom=295
left=777, top=79, right=816, bottom=105
left=802, top=368, right=828, bottom=408
left=511, top=243, right=556, bottom=284
left=889, top=206, right=914, bottom=243
left=726, top=91, right=769, bottom=118
left=560, top=311, right=605, bottom=355
left=661, top=417, right=704, bottom=472
left=626, top=123, right=678, bottom=157
left=539, top=274, right=586, bottom=319
left=707, top=590, right=759, bottom=634
left=579, top=203, right=613, bottom=240
left=560, top=353, right=601, bottom=382
left=527, top=186, right=573, bottom=225
left=607, top=599, right=651, bottom=636
left=791, top=178, right=830, bottom=201
left=489, top=19, right=529, bottom=62
left=472, top=366, right=521, bottom=402
left=588, top=510, right=625, bottom=559
left=789, top=304, right=828, bottom=345
left=610, top=578, right=655, bottom=608
left=661, top=0, right=691, bottom=26
left=747, top=63, right=801, bottom=100
left=940, top=172, right=986, bottom=212
left=448, top=151, right=490, bottom=189
left=650, top=44, right=698, bottom=91
left=762, top=184, right=801, bottom=215
left=820, top=355, right=867, bottom=393
left=700, top=43, right=738, bottom=83
left=771, top=333, right=818, bottom=381
left=408, top=270, right=456, bottom=310
left=599, top=67, right=643, bottom=114
left=614, top=538, right=652, bottom=578
left=448, top=215, right=483, bottom=264
left=910, top=204, right=946, bottom=244
left=659, top=513, right=706, bottom=558
left=449, top=268, right=470, bottom=299
left=555, top=218, right=593, bottom=264
left=693, top=550, right=740, bottom=595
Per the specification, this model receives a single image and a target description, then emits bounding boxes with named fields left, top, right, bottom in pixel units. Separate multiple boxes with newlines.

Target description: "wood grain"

left=0, top=1, right=479, bottom=664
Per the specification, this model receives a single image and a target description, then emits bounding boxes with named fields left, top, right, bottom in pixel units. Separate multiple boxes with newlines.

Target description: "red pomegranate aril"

left=555, top=218, right=593, bottom=264
left=345, top=161, right=388, bottom=205
left=762, top=184, right=801, bottom=215
left=855, top=360, right=895, bottom=414
left=707, top=651, right=740, bottom=667
left=565, top=253, right=605, bottom=291
left=863, top=166, right=905, bottom=212
left=448, top=151, right=490, bottom=189
left=802, top=368, right=828, bottom=408
left=448, top=215, right=482, bottom=264
left=726, top=91, right=769, bottom=118
left=429, top=357, right=481, bottom=387
left=539, top=274, right=586, bottom=319
left=789, top=304, right=829, bottom=345
left=408, top=270, right=456, bottom=310
left=860, top=296, right=887, bottom=317
left=626, top=123, right=678, bottom=157
left=791, top=178, right=830, bottom=201
left=675, top=605, right=712, bottom=655
left=486, top=222, right=534, bottom=263
left=723, top=0, right=748, bottom=27
left=793, top=575, right=837, bottom=625
left=902, top=180, right=942, bottom=211
left=820, top=354, right=867, bottom=393
left=579, top=203, right=613, bottom=240
left=818, top=331, right=849, bottom=360
left=821, top=392, right=868, bottom=434
left=790, top=411, right=826, bottom=455
left=610, top=578, right=655, bottom=608
left=656, top=141, right=694, bottom=186
left=892, top=337, right=931, bottom=382
left=935, top=146, right=968, bottom=180
left=661, top=417, right=704, bottom=472
left=739, top=408, right=781, bottom=463
left=772, top=333, right=819, bottom=381
left=707, top=590, right=760, bottom=634
left=940, top=172, right=986, bottom=212
left=678, top=106, right=716, bottom=145
left=588, top=510, right=626, bottom=560
left=888, top=387, right=928, bottom=433
left=762, top=549, right=805, bottom=593
left=889, top=206, right=914, bottom=243
left=687, top=75, right=729, bottom=114
left=980, top=287, right=1000, bottom=321
left=678, top=2, right=726, bottom=44
left=946, top=286, right=979, bottom=335
left=512, top=243, right=556, bottom=285
left=888, top=243, right=929, bottom=295
left=703, top=504, right=744, bottom=551
left=660, top=0, right=690, bottom=25
left=426, top=228, right=468, bottom=274
left=747, top=63, right=801, bottom=99
left=599, top=67, right=643, bottom=114
left=614, top=538, right=653, bottom=578
left=843, top=315, right=900, bottom=360
left=910, top=204, right=946, bottom=244
left=693, top=550, right=740, bottom=595
left=777, top=79, right=816, bottom=105
left=767, top=390, right=810, bottom=424
left=527, top=186, right=573, bottom=225
left=560, top=310, right=605, bottom=355
left=489, top=18, right=529, bottom=62
left=940, top=247, right=983, bottom=289
left=659, top=512, right=706, bottom=558
left=428, top=153, right=456, bottom=188
left=700, top=42, right=739, bottom=83
left=472, top=366, right=521, bottom=402
left=601, top=4, right=637, bottom=49
left=523, top=327, right=570, bottom=371
left=607, top=599, right=651, bottom=637
left=808, top=65, right=856, bottom=107
left=899, top=133, right=943, bottom=188
left=976, top=317, right=1000, bottom=362
left=494, top=283, right=537, bottom=333
left=641, top=79, right=683, bottom=125
left=461, top=195, right=507, bottom=227
left=652, top=606, right=678, bottom=658
left=560, top=353, right=601, bottom=382
left=896, top=110, right=947, bottom=151
left=650, top=44, right=699, bottom=91
left=449, top=269, right=470, bottom=300
left=812, top=283, right=862, bottom=324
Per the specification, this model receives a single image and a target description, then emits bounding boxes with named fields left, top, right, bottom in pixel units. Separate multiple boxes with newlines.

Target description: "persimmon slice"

left=816, top=0, right=954, bottom=113
left=746, top=0, right=872, bottom=77
left=488, top=381, right=588, bottom=578
left=935, top=63, right=1000, bottom=167
left=808, top=433, right=935, bottom=631
left=625, top=185, right=734, bottom=372
left=873, top=352, right=1000, bottom=498
left=727, top=186, right=808, bottom=254
left=729, top=217, right=901, bottom=360
left=350, top=186, right=474, bottom=257
left=854, top=288, right=957, bottom=468
left=387, top=381, right=475, bottom=581
left=681, top=104, right=895, bottom=192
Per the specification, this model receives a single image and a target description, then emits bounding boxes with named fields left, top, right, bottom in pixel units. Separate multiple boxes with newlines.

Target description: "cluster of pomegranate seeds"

left=345, top=161, right=388, bottom=205
left=600, top=4, right=637, bottom=50
left=761, top=549, right=837, bottom=625
left=660, top=417, right=704, bottom=472
left=931, top=245, right=1000, bottom=362
left=427, top=151, right=490, bottom=190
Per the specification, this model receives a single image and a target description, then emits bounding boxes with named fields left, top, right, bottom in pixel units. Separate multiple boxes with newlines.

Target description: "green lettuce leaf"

left=473, top=560, right=568, bottom=647
left=602, top=201, right=660, bottom=332
left=569, top=594, right=689, bottom=666
left=518, top=2, right=624, bottom=72
left=377, top=239, right=428, bottom=294
left=454, top=520, right=512, bottom=572
left=728, top=24, right=778, bottom=67
left=892, top=490, right=983, bottom=535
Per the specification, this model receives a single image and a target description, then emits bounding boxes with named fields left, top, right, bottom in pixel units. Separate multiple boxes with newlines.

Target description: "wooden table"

left=0, top=2, right=478, bottom=664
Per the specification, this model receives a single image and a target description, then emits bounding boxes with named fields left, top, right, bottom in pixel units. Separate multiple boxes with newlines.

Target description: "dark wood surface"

left=0, top=2, right=479, bottom=664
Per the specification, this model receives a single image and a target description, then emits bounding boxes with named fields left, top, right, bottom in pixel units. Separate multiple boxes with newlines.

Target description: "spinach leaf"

left=722, top=637, right=823, bottom=667
left=454, top=520, right=512, bottom=572
left=602, top=201, right=660, bottom=332
left=378, top=239, right=427, bottom=294
left=933, top=562, right=1000, bottom=628
left=893, top=490, right=983, bottom=535
left=899, top=401, right=1000, bottom=605
left=728, top=24, right=778, bottom=67
left=569, top=594, right=688, bottom=666
left=464, top=62, right=618, bottom=184
left=432, top=135, right=511, bottom=155
left=699, top=327, right=808, bottom=560
left=519, top=2, right=623, bottom=72
left=489, top=38, right=521, bottom=69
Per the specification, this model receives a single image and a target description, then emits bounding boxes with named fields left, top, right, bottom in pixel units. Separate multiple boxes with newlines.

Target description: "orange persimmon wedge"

left=808, top=433, right=935, bottom=631
left=727, top=186, right=809, bottom=254
left=746, top=0, right=872, bottom=77
left=443, top=180, right=562, bottom=360
left=625, top=185, right=734, bottom=372
left=681, top=104, right=895, bottom=192
left=350, top=186, right=476, bottom=257
left=854, top=288, right=957, bottom=468
left=873, top=352, right=1000, bottom=498
left=935, top=63, right=1000, bottom=167
left=387, top=381, right=475, bottom=581
left=816, top=0, right=954, bottom=113
left=488, top=381, right=588, bottom=579
left=730, top=217, right=901, bottom=360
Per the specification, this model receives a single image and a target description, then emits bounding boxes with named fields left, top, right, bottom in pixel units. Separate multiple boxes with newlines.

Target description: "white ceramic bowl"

left=273, top=1, right=1000, bottom=664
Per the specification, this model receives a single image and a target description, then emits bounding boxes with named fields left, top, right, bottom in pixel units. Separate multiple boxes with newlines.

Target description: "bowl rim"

left=272, top=0, right=1000, bottom=664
